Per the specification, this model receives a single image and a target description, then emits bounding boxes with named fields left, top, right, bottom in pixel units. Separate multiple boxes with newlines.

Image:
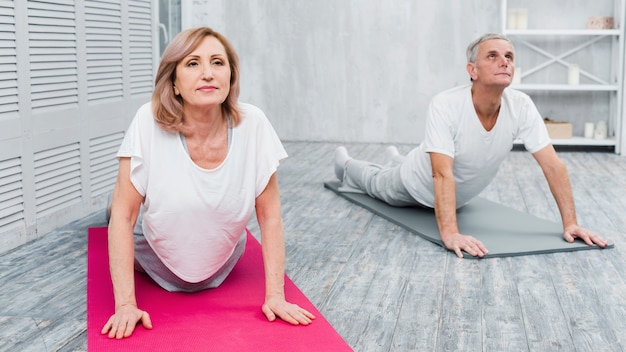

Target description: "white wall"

left=190, top=0, right=500, bottom=144
left=189, top=0, right=624, bottom=146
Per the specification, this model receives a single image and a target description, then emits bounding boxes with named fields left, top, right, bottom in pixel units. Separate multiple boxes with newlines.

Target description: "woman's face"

left=173, top=35, right=231, bottom=110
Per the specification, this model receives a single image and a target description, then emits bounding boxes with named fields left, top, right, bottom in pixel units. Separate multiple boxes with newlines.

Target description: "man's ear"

left=466, top=62, right=477, bottom=81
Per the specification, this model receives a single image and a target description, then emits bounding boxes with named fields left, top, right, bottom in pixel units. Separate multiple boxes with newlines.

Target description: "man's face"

left=468, top=39, right=515, bottom=88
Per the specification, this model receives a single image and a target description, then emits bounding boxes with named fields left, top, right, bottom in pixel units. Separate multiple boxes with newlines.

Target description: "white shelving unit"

left=502, top=0, right=625, bottom=153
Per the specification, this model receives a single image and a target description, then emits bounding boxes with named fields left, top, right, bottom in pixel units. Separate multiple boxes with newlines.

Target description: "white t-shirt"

left=401, top=84, right=550, bottom=208
left=117, top=102, right=287, bottom=283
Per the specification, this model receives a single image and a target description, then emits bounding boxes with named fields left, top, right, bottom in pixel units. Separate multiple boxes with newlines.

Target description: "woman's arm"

left=255, top=172, right=315, bottom=325
left=101, top=157, right=152, bottom=339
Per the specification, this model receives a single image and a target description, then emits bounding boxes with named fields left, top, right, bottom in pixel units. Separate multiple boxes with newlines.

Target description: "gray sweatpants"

left=343, top=154, right=428, bottom=208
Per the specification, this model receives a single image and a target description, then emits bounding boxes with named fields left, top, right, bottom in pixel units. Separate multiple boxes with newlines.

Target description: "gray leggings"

left=343, top=154, right=428, bottom=208
left=134, top=229, right=246, bottom=293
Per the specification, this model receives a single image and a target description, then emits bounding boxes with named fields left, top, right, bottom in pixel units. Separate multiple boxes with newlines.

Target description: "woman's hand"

left=101, top=304, right=152, bottom=339
left=262, top=294, right=315, bottom=325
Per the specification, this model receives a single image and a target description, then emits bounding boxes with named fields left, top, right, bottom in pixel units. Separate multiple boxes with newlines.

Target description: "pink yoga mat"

left=88, top=227, right=352, bottom=351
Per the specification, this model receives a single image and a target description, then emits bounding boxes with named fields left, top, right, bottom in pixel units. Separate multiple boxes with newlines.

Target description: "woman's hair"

left=152, top=27, right=241, bottom=131
left=466, top=33, right=513, bottom=63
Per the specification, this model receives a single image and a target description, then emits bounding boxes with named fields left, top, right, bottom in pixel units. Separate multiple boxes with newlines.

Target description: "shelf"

left=514, top=137, right=616, bottom=147
left=502, top=0, right=625, bottom=154
left=504, top=29, right=621, bottom=36
left=510, top=84, right=620, bottom=91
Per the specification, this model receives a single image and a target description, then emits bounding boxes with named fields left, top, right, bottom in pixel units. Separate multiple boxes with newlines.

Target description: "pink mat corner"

left=87, top=227, right=352, bottom=351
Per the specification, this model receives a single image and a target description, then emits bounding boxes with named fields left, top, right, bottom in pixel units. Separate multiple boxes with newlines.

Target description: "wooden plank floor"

left=1, top=141, right=625, bottom=352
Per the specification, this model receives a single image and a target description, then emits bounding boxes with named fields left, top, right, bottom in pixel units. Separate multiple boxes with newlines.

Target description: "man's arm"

left=430, top=152, right=488, bottom=258
left=531, top=145, right=607, bottom=247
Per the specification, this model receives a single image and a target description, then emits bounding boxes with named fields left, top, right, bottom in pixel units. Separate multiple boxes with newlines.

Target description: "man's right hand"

left=101, top=304, right=152, bottom=339
left=441, top=233, right=488, bottom=258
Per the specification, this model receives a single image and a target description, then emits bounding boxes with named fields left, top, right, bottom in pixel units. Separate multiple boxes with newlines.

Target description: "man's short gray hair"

left=466, top=33, right=514, bottom=63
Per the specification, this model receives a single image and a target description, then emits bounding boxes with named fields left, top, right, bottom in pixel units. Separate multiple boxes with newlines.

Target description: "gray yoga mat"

left=324, top=181, right=613, bottom=259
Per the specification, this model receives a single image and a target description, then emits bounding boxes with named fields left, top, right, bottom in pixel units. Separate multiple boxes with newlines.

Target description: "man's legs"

left=334, top=146, right=417, bottom=207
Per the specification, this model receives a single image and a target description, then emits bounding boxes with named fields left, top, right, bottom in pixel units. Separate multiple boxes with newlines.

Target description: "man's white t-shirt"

left=117, top=102, right=287, bottom=283
left=400, top=84, right=551, bottom=208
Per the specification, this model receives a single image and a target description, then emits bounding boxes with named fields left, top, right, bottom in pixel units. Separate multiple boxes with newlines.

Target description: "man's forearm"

left=433, top=174, right=459, bottom=239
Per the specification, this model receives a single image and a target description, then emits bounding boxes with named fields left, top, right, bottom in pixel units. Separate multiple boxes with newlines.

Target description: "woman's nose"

left=202, top=65, right=214, bottom=79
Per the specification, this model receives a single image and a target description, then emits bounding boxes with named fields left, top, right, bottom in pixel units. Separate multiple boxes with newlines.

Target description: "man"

left=334, top=33, right=607, bottom=258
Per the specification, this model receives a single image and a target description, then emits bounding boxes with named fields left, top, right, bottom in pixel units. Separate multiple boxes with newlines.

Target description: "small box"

left=544, top=118, right=573, bottom=139
left=587, top=16, right=614, bottom=29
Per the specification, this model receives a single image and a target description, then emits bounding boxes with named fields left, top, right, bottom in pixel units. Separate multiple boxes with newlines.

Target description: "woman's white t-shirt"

left=401, top=84, right=551, bottom=208
left=117, top=102, right=287, bottom=283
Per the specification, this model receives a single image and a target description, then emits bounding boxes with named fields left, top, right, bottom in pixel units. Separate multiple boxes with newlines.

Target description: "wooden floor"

left=2, top=141, right=626, bottom=352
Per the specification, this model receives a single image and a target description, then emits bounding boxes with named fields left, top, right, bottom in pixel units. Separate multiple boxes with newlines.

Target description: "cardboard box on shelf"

left=544, top=118, right=573, bottom=139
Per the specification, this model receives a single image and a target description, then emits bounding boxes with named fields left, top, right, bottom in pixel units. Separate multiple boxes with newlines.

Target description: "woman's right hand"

left=101, top=304, right=153, bottom=339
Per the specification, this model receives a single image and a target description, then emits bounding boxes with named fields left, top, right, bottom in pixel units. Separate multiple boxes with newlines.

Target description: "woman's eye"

left=187, top=61, right=198, bottom=67
left=213, top=60, right=224, bottom=66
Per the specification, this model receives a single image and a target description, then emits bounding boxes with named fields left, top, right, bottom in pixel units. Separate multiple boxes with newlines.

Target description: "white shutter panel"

left=128, top=0, right=153, bottom=96
left=85, top=0, right=123, bottom=103
left=34, top=143, right=82, bottom=218
left=89, top=132, right=123, bottom=197
left=0, top=157, right=24, bottom=232
left=0, top=2, right=18, bottom=120
left=28, top=0, right=78, bottom=113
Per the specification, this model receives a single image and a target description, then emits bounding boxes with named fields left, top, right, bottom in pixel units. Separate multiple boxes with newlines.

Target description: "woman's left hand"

left=262, top=294, right=316, bottom=325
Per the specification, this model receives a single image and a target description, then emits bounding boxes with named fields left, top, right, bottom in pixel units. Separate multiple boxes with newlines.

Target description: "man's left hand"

left=563, top=225, right=608, bottom=247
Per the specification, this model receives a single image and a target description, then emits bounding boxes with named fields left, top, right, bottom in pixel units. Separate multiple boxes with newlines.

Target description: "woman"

left=102, top=27, right=314, bottom=339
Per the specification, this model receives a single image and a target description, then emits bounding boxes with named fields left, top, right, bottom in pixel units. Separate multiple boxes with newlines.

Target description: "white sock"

left=334, top=146, right=350, bottom=181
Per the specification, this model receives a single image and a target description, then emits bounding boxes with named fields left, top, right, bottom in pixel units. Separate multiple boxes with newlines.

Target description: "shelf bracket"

left=512, top=36, right=609, bottom=85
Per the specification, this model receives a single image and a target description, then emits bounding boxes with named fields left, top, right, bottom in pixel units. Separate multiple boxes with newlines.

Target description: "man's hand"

left=262, top=294, right=316, bottom=325
left=442, top=233, right=489, bottom=258
left=563, top=225, right=608, bottom=247
left=101, top=304, right=152, bottom=339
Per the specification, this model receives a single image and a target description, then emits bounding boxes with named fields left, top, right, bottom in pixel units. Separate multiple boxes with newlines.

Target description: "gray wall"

left=191, top=0, right=500, bottom=144
left=190, top=0, right=622, bottom=145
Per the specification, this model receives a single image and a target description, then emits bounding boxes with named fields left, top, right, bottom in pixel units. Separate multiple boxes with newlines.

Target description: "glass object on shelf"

left=584, top=122, right=595, bottom=138
left=568, top=64, right=580, bottom=85
left=512, top=67, right=522, bottom=84
left=507, top=8, right=528, bottom=30
left=594, top=121, right=608, bottom=140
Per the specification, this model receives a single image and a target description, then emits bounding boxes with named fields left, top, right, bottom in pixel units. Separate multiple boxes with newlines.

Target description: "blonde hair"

left=152, top=27, right=241, bottom=131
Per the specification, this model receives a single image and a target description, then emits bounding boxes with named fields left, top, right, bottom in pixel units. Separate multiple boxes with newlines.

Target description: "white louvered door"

left=0, top=0, right=156, bottom=253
